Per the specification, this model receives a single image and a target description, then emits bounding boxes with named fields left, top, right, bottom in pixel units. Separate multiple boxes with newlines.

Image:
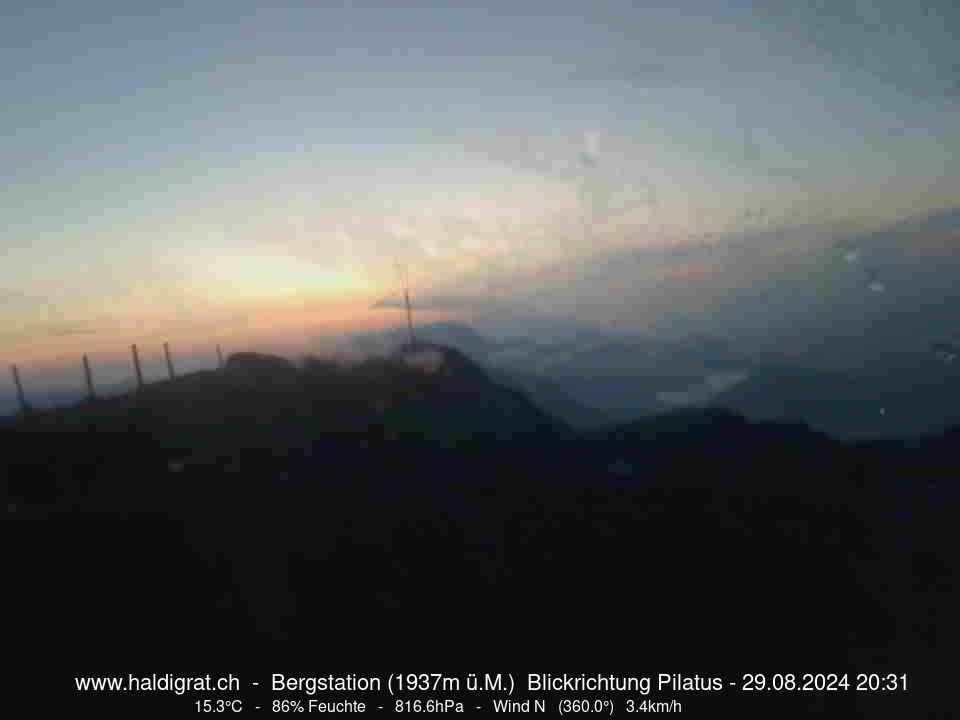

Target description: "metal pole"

left=83, top=354, right=96, bottom=400
left=131, top=344, right=144, bottom=390
left=11, top=364, right=27, bottom=414
left=163, top=342, right=176, bottom=380
left=216, top=344, right=225, bottom=370
left=404, top=288, right=416, bottom=348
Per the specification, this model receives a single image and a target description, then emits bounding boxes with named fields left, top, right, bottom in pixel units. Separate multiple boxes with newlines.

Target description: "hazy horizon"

left=3, top=1, right=959, bottom=405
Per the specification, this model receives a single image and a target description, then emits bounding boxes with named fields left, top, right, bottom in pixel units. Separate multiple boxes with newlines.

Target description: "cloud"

left=371, top=292, right=488, bottom=313
left=0, top=323, right=97, bottom=345
left=604, top=60, right=674, bottom=90
left=899, top=231, right=960, bottom=259
left=44, top=324, right=98, bottom=338
left=758, top=1, right=960, bottom=102
left=650, top=262, right=718, bottom=282
left=0, top=291, right=30, bottom=306
left=462, top=130, right=569, bottom=180
left=555, top=51, right=678, bottom=94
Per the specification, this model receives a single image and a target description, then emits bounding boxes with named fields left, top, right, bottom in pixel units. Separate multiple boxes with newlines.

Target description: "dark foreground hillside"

left=3, top=346, right=956, bottom=715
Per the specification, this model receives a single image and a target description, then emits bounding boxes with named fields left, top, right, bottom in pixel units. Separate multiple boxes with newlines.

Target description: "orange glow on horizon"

left=6, top=294, right=464, bottom=373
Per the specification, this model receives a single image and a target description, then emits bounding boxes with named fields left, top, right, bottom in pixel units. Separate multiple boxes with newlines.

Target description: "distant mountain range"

left=5, top=314, right=959, bottom=439
left=334, top=320, right=960, bottom=438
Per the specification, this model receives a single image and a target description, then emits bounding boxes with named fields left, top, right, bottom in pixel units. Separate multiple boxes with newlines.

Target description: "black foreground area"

left=3, top=349, right=956, bottom=715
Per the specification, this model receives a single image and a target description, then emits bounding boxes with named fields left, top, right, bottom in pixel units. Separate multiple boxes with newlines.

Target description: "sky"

left=2, top=1, right=959, bottom=388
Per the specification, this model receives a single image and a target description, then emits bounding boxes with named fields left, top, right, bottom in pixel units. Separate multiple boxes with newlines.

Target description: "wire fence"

left=5, top=341, right=227, bottom=419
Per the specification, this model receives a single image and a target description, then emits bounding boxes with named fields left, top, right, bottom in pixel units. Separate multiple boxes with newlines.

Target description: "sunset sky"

left=2, top=1, right=959, bottom=380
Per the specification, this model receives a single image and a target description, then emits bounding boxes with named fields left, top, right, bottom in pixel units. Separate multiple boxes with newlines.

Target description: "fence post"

left=11, top=364, right=27, bottom=414
left=164, top=342, right=176, bottom=380
left=83, top=354, right=96, bottom=400
left=131, top=344, right=144, bottom=390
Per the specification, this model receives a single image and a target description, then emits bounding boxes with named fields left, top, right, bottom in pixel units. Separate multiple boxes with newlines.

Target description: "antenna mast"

left=83, top=354, right=96, bottom=400
left=131, top=344, right=144, bottom=391
left=11, top=364, right=28, bottom=415
left=403, top=285, right=416, bottom=349
left=163, top=342, right=176, bottom=380
left=397, top=262, right=415, bottom=348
